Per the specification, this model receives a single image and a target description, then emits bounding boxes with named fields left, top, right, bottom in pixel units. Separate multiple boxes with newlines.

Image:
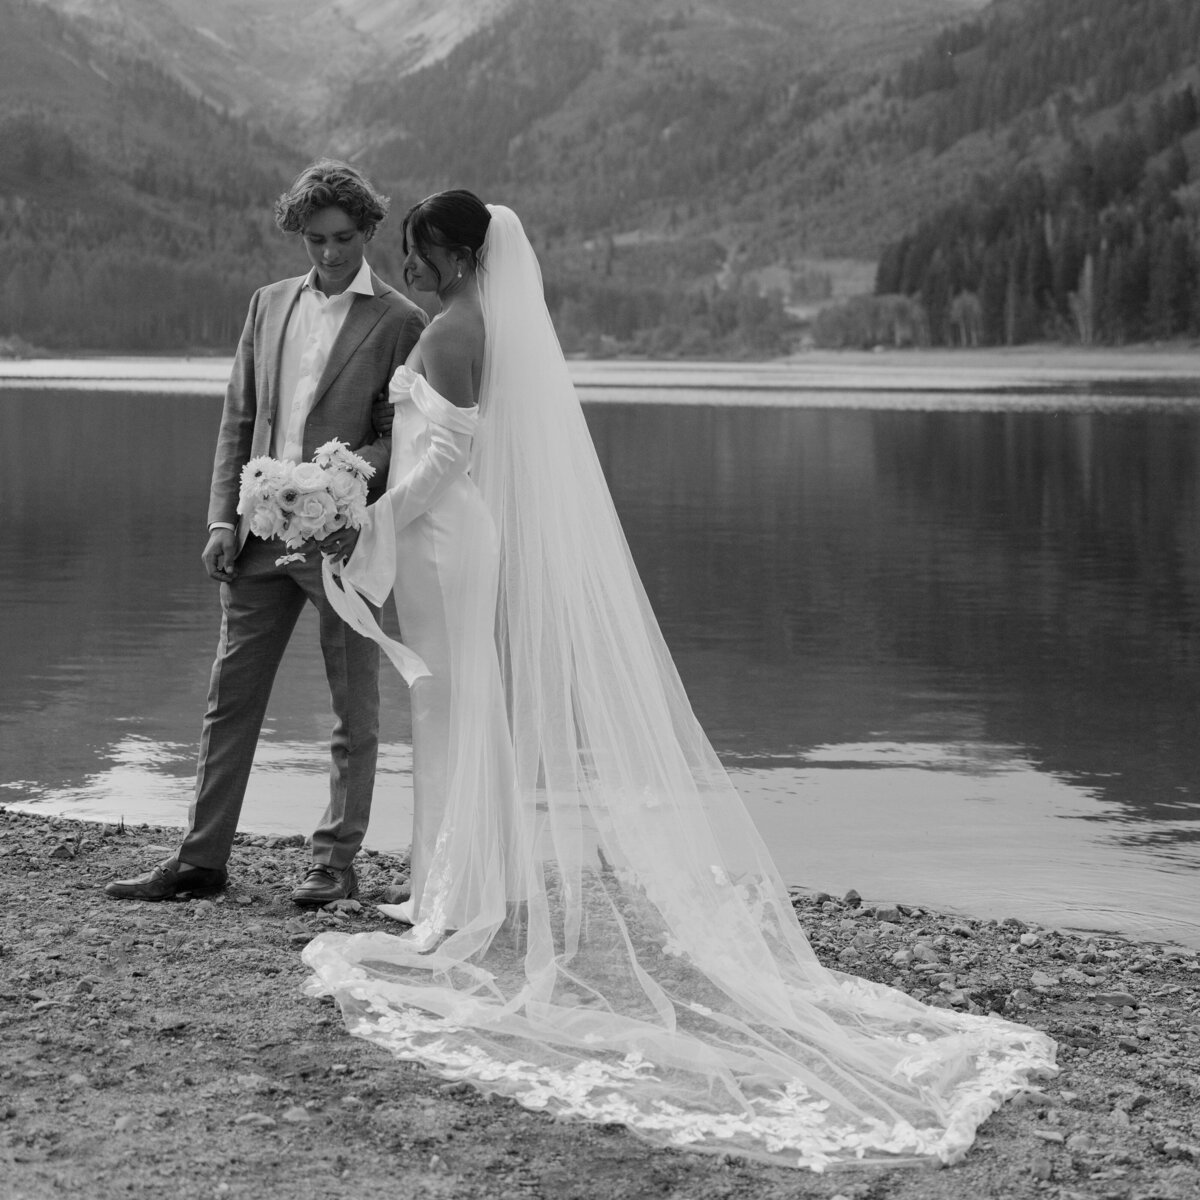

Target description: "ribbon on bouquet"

left=321, top=556, right=431, bottom=686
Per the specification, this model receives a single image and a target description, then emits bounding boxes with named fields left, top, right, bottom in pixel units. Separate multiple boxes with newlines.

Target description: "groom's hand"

left=372, top=388, right=394, bottom=436
left=203, top=529, right=238, bottom=582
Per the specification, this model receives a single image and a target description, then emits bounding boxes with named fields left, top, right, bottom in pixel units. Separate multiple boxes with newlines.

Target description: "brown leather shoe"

left=290, top=864, right=358, bottom=907
left=105, top=858, right=227, bottom=901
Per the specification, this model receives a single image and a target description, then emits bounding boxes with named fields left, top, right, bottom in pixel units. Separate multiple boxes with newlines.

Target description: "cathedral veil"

left=302, top=205, right=1055, bottom=1169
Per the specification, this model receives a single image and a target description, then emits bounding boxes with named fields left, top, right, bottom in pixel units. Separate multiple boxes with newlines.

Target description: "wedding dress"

left=305, top=206, right=1056, bottom=1170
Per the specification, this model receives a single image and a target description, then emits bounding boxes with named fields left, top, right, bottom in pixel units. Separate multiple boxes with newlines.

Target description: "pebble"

left=1095, top=991, right=1138, bottom=1008
left=1031, top=1128, right=1065, bottom=1143
left=235, top=1073, right=273, bottom=1093
left=1029, top=1155, right=1054, bottom=1181
left=234, top=1113, right=276, bottom=1128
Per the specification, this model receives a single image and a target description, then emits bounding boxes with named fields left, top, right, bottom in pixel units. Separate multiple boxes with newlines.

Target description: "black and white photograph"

left=2, top=1, right=1199, bottom=1197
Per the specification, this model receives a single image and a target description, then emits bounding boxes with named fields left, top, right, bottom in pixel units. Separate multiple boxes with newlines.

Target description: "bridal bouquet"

left=237, top=440, right=375, bottom=565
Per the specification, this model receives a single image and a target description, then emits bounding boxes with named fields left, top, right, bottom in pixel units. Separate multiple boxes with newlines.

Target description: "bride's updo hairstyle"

left=402, top=189, right=491, bottom=289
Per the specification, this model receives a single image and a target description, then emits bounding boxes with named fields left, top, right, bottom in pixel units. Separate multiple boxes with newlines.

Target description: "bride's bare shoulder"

left=417, top=308, right=484, bottom=408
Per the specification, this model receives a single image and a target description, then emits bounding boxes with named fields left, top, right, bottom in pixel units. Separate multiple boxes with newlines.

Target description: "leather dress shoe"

left=290, top=864, right=358, bottom=907
left=105, top=858, right=227, bottom=901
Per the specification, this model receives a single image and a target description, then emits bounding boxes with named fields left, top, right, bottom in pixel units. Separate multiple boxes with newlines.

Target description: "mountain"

left=36, top=0, right=512, bottom=128
left=326, top=0, right=996, bottom=354
left=9, top=0, right=1199, bottom=355
left=331, top=0, right=991, bottom=209
left=0, top=0, right=304, bottom=350
left=8, top=0, right=990, bottom=355
left=331, top=0, right=1200, bottom=354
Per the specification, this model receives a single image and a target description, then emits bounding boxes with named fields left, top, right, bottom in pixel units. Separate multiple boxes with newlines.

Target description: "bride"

left=305, top=191, right=1056, bottom=1170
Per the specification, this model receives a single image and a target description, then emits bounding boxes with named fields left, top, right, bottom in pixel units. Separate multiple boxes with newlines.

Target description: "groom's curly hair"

left=274, top=159, right=390, bottom=238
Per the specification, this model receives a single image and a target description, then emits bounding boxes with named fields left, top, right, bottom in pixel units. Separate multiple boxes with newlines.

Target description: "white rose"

left=292, top=489, right=338, bottom=537
left=291, top=462, right=326, bottom=492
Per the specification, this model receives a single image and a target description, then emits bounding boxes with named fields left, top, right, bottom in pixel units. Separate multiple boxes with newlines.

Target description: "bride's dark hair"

left=402, top=189, right=491, bottom=288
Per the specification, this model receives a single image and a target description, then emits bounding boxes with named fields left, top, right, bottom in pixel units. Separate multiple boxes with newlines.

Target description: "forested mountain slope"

left=0, top=0, right=304, bottom=349
left=334, top=0, right=991, bottom=356
left=6, top=0, right=1198, bottom=353
left=816, top=0, right=1200, bottom=348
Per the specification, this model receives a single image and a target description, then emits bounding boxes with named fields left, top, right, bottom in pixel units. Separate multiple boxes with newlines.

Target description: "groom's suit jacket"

left=206, top=269, right=427, bottom=543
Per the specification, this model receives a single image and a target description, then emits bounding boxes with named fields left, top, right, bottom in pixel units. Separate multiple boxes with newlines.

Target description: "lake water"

left=2, top=355, right=1199, bottom=948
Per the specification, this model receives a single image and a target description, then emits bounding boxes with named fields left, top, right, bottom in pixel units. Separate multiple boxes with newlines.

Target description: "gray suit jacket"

left=207, top=269, right=427, bottom=538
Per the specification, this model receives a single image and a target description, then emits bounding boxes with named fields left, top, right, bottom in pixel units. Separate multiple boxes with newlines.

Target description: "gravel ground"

left=3, top=805, right=1199, bottom=1200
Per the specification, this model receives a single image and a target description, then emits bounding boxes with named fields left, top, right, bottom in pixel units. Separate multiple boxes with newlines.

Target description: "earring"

left=457, top=267, right=463, bottom=279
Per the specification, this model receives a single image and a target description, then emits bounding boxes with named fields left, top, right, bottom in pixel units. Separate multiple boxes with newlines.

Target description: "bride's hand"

left=372, top=388, right=394, bottom=436
left=318, top=526, right=361, bottom=564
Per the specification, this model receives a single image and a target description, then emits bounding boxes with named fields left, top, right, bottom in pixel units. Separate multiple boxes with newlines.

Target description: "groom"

left=107, top=159, right=425, bottom=906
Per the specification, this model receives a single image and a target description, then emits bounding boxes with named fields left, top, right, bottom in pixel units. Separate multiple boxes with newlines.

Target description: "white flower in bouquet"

left=326, top=468, right=369, bottom=526
left=290, top=485, right=339, bottom=541
left=238, top=456, right=292, bottom=541
left=290, top=461, right=329, bottom=492
left=314, top=439, right=374, bottom=478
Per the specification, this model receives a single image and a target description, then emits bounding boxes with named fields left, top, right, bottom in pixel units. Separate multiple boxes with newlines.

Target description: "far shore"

left=1, top=343, right=1199, bottom=400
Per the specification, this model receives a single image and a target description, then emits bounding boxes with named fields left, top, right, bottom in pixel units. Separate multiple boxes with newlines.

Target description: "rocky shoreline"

left=2, top=805, right=1199, bottom=1200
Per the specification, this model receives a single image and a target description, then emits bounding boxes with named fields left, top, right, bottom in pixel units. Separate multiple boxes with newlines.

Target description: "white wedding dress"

left=306, top=207, right=1056, bottom=1170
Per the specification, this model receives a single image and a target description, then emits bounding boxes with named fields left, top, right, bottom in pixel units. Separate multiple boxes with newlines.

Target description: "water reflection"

left=2, top=384, right=1199, bottom=946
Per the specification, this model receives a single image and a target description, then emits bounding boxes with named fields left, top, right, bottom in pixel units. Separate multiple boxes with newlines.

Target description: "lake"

left=2, top=352, right=1199, bottom=948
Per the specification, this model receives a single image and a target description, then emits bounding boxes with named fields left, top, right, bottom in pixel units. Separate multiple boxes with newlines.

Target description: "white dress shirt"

left=273, top=259, right=376, bottom=462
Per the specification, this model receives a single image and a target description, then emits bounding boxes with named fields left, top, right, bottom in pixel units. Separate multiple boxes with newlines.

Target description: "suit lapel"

left=263, top=277, right=306, bottom=423
left=310, top=273, right=390, bottom=409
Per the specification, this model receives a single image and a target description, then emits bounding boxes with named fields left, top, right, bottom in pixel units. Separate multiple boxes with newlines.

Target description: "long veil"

left=302, top=205, right=1055, bottom=1169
